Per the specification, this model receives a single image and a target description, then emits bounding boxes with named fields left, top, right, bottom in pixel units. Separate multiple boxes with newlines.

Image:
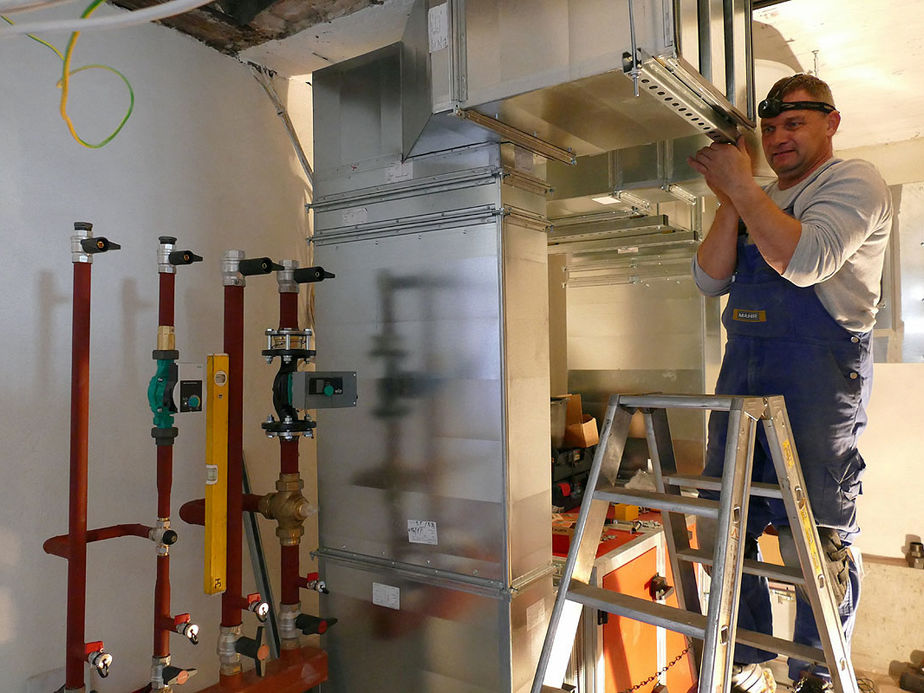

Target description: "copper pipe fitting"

left=257, top=475, right=315, bottom=547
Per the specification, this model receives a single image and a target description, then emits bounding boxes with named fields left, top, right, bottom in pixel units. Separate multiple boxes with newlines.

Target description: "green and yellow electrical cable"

left=2, top=0, right=134, bottom=149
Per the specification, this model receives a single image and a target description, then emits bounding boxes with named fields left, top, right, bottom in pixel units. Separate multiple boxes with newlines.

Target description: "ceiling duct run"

left=398, top=0, right=755, bottom=161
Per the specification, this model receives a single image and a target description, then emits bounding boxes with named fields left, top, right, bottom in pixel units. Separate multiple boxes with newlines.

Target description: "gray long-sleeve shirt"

left=693, top=157, right=893, bottom=333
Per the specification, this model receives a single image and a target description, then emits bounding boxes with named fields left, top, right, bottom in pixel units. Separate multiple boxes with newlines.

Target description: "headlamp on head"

left=758, top=98, right=836, bottom=119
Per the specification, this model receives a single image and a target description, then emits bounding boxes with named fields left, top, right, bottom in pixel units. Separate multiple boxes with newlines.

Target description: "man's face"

left=760, top=88, right=840, bottom=187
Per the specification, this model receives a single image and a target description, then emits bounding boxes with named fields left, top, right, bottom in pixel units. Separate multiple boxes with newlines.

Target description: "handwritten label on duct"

left=386, top=161, right=413, bottom=182
left=526, top=599, right=547, bottom=631
left=514, top=146, right=534, bottom=172
left=342, top=207, right=368, bottom=226
left=428, top=3, right=449, bottom=53
left=407, top=519, right=438, bottom=545
left=372, top=582, right=400, bottom=610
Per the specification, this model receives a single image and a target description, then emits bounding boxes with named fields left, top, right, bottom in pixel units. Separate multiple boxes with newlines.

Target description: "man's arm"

left=688, top=137, right=802, bottom=274
left=782, top=160, right=892, bottom=286
left=696, top=202, right=740, bottom=282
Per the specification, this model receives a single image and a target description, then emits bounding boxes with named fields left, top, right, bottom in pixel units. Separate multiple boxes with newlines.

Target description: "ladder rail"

left=698, top=399, right=762, bottom=693
left=762, top=396, right=859, bottom=693
left=530, top=397, right=633, bottom=693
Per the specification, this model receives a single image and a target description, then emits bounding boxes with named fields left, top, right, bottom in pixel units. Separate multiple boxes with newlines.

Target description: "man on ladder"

left=687, top=74, right=892, bottom=691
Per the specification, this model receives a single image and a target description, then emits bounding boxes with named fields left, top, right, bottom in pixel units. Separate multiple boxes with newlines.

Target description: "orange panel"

left=602, top=546, right=697, bottom=693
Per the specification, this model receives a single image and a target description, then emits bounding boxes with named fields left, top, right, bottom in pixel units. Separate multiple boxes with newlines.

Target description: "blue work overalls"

left=701, top=220, right=871, bottom=679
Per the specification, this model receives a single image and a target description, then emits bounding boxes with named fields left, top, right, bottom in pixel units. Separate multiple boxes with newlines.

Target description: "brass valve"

left=257, top=474, right=316, bottom=546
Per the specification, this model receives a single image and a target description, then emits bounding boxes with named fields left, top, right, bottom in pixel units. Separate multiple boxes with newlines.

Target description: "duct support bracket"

left=454, top=108, right=576, bottom=165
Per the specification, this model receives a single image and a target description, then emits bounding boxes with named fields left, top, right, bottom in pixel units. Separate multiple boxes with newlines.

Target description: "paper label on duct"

left=386, top=161, right=413, bottom=182
left=342, top=207, right=368, bottom=225
left=526, top=599, right=547, bottom=631
left=205, top=464, right=219, bottom=485
left=514, top=146, right=534, bottom=172
left=372, top=582, right=400, bottom=610
left=407, top=519, right=438, bottom=545
left=428, top=3, right=449, bottom=52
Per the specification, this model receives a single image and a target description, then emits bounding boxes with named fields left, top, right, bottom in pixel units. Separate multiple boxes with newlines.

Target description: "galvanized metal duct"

left=400, top=0, right=754, bottom=161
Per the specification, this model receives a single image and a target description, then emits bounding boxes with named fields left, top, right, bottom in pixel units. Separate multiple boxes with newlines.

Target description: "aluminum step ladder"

left=532, top=393, right=858, bottom=693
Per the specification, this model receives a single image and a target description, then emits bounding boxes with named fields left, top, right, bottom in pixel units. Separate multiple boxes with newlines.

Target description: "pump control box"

left=292, top=371, right=357, bottom=409
left=176, top=362, right=204, bottom=412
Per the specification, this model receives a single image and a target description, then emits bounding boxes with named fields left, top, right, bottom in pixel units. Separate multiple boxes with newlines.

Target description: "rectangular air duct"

left=400, top=0, right=754, bottom=160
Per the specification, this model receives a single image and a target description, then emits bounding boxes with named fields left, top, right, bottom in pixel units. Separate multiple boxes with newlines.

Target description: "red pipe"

left=279, top=289, right=301, bottom=608
left=153, top=270, right=176, bottom=660
left=44, top=523, right=152, bottom=557
left=280, top=439, right=299, bottom=476
left=223, top=284, right=245, bottom=627
left=66, top=261, right=91, bottom=690
left=279, top=291, right=298, bottom=330
left=179, top=498, right=206, bottom=526
left=157, top=445, right=173, bottom=519
left=159, top=271, right=175, bottom=328
left=180, top=494, right=261, bottom=527
left=154, top=554, right=171, bottom=657
left=281, top=545, right=300, bottom=605
left=242, top=493, right=262, bottom=514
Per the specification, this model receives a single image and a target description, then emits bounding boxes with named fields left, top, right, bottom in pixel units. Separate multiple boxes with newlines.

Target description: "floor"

left=764, top=658, right=904, bottom=693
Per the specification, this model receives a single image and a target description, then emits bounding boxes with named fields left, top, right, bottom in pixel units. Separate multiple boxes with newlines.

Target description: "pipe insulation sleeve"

left=154, top=554, right=171, bottom=657
left=66, top=261, right=91, bottom=690
left=279, top=291, right=298, bottom=330
left=222, top=284, right=244, bottom=627
left=158, top=271, right=175, bottom=328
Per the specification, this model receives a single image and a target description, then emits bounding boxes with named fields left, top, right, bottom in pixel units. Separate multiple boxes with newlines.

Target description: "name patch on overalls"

left=732, top=308, right=767, bottom=322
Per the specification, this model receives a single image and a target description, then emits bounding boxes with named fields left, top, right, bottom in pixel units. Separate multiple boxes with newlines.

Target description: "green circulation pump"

left=148, top=359, right=178, bottom=428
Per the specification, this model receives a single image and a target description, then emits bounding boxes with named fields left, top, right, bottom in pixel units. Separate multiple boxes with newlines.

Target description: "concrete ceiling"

left=752, top=0, right=924, bottom=152
left=238, top=0, right=415, bottom=76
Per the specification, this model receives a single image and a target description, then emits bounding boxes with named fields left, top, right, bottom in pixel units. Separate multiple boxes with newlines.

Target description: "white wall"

left=0, top=9, right=314, bottom=692
left=856, top=364, right=924, bottom=558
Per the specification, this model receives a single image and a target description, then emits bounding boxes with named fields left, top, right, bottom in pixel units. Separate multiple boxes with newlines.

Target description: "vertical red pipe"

left=66, top=262, right=91, bottom=690
left=154, top=270, right=176, bottom=659
left=158, top=271, right=175, bottom=327
left=280, top=439, right=299, bottom=476
left=281, top=545, right=300, bottom=605
left=222, top=284, right=245, bottom=627
left=156, top=445, right=173, bottom=519
left=154, top=553, right=171, bottom=657
left=279, top=289, right=301, bottom=607
left=279, top=291, right=298, bottom=331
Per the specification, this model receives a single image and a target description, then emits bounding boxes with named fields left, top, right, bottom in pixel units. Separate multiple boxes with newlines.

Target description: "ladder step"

left=567, top=582, right=826, bottom=665
left=676, top=548, right=805, bottom=585
left=736, top=629, right=826, bottom=667
left=594, top=486, right=718, bottom=519
left=663, top=474, right=784, bottom=499
left=567, top=582, right=706, bottom=640
left=617, top=394, right=739, bottom=411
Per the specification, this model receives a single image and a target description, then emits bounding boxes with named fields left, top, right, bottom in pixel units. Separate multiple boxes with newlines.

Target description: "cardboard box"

left=556, top=393, right=599, bottom=448
left=612, top=504, right=639, bottom=522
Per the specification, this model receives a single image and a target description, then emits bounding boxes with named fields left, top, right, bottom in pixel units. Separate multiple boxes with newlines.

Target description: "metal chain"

left=617, top=643, right=693, bottom=693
